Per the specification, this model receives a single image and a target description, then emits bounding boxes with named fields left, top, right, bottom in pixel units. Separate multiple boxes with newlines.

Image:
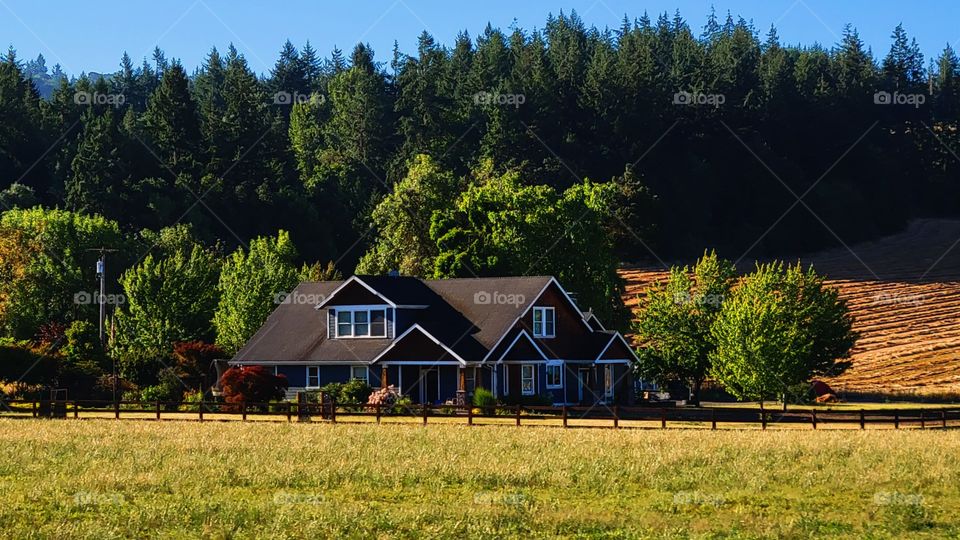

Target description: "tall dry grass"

left=2, top=419, right=959, bottom=538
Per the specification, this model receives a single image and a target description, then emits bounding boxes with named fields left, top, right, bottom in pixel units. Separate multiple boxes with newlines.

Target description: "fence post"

left=920, top=409, right=925, bottom=430
left=660, top=408, right=666, bottom=429
left=811, top=409, right=817, bottom=430
left=330, top=398, right=337, bottom=423
left=376, top=403, right=382, bottom=424
left=860, top=409, right=865, bottom=430
left=115, top=400, right=120, bottom=420
left=32, top=401, right=37, bottom=418
left=156, top=401, right=161, bottom=421
left=894, top=411, right=899, bottom=429
left=286, top=402, right=292, bottom=422
left=467, top=405, right=473, bottom=426
left=562, top=406, right=568, bottom=428
left=613, top=405, right=619, bottom=429
left=241, top=402, right=247, bottom=421
left=422, top=403, right=428, bottom=426
left=199, top=401, right=204, bottom=422
left=516, top=404, right=521, bottom=427
left=711, top=408, right=716, bottom=430
left=942, top=410, right=948, bottom=429
left=73, top=402, right=79, bottom=419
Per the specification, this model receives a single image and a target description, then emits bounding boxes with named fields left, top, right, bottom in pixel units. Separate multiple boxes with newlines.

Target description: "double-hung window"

left=351, top=366, right=368, bottom=383
left=521, top=365, right=535, bottom=396
left=532, top=307, right=555, bottom=338
left=307, top=366, right=320, bottom=388
left=336, top=308, right=388, bottom=338
left=545, top=361, right=563, bottom=389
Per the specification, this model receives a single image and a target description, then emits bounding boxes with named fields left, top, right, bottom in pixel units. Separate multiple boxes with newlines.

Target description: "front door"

left=577, top=368, right=590, bottom=403
left=420, top=367, right=439, bottom=404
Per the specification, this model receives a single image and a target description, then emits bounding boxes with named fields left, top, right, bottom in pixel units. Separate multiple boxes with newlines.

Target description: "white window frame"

left=335, top=306, right=388, bottom=338
left=604, top=364, right=614, bottom=400
left=521, top=364, right=536, bottom=396
left=532, top=307, right=556, bottom=338
left=306, top=366, right=320, bottom=389
left=351, top=366, right=368, bottom=383
left=545, top=361, right=563, bottom=389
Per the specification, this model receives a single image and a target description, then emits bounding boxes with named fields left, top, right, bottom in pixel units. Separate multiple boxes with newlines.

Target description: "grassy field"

left=2, top=420, right=960, bottom=539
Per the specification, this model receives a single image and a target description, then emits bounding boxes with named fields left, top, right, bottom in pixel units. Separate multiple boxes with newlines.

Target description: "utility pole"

left=88, top=248, right=118, bottom=401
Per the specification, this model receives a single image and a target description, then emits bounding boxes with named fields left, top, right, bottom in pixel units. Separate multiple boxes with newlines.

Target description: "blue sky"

left=3, top=0, right=959, bottom=76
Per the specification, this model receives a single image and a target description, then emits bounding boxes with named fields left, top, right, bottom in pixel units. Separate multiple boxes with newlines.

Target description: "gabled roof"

left=231, top=275, right=624, bottom=366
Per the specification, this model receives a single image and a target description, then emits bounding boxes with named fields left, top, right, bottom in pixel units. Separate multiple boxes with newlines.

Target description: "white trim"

left=594, top=332, right=640, bottom=363
left=495, top=330, right=549, bottom=364
left=520, top=364, right=536, bottom=396
left=315, top=276, right=398, bottom=309
left=380, top=361, right=464, bottom=365
left=596, top=359, right=632, bottom=364
left=545, top=360, right=563, bottom=389
left=228, top=360, right=371, bottom=366
left=370, top=324, right=468, bottom=365
left=334, top=306, right=389, bottom=338
left=583, top=311, right=606, bottom=331
left=532, top=306, right=556, bottom=338
left=350, top=365, right=369, bottom=384
left=306, top=366, right=320, bottom=389
left=481, top=277, right=592, bottom=364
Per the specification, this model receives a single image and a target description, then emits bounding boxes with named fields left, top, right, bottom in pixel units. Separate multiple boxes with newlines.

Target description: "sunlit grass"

left=2, top=419, right=959, bottom=538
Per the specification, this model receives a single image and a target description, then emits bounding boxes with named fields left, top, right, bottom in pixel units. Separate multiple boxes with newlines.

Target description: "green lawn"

left=2, top=419, right=959, bottom=538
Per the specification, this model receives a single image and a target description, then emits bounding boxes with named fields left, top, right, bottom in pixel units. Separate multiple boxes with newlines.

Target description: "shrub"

left=319, top=379, right=372, bottom=405
left=472, top=388, right=496, bottom=409
left=220, top=366, right=287, bottom=410
left=0, top=339, right=58, bottom=385
left=368, top=385, right=401, bottom=408
left=172, top=341, right=223, bottom=386
left=140, top=368, right=184, bottom=410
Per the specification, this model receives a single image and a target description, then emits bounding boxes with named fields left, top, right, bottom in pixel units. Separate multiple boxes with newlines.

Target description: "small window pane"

left=354, top=311, right=369, bottom=336
left=351, top=366, right=367, bottom=381
left=533, top=309, right=543, bottom=336
left=370, top=310, right=386, bottom=337
left=337, top=311, right=352, bottom=336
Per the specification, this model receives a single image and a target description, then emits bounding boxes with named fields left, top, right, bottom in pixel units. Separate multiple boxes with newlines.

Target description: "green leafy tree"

left=0, top=208, right=127, bottom=339
left=357, top=154, right=463, bottom=276
left=634, top=251, right=735, bottom=402
left=114, top=245, right=220, bottom=377
left=213, top=231, right=299, bottom=354
left=431, top=167, right=629, bottom=327
left=709, top=262, right=857, bottom=402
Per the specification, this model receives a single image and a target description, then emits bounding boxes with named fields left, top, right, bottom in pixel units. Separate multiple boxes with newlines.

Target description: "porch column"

left=456, top=367, right=467, bottom=406
left=381, top=366, right=388, bottom=389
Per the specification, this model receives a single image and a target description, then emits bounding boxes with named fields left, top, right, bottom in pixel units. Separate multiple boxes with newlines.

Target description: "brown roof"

left=231, top=275, right=622, bottom=364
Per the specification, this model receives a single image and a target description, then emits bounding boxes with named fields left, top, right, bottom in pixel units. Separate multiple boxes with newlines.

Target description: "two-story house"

left=229, top=275, right=638, bottom=405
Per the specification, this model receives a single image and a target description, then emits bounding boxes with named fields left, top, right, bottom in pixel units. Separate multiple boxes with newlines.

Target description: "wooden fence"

left=2, top=399, right=960, bottom=430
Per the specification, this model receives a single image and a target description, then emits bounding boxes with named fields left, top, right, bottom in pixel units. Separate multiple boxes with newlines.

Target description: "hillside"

left=621, top=219, right=960, bottom=395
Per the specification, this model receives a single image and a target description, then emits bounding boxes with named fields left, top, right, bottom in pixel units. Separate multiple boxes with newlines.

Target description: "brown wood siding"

left=518, top=283, right=592, bottom=358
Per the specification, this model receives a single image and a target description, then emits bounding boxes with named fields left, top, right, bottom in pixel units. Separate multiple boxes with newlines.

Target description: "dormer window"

left=533, top=307, right=555, bottom=338
left=334, top=307, right=388, bottom=338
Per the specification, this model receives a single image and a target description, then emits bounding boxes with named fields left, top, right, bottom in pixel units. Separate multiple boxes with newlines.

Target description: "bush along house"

left=230, top=275, right=638, bottom=406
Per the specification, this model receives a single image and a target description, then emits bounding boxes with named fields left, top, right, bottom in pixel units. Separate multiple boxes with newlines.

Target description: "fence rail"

left=2, top=399, right=959, bottom=430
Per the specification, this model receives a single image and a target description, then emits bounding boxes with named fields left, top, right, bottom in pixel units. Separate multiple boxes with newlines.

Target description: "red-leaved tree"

left=219, top=366, right=287, bottom=409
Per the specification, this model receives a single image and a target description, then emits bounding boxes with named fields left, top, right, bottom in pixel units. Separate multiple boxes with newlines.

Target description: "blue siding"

left=320, top=365, right=350, bottom=386
left=277, top=365, right=306, bottom=387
